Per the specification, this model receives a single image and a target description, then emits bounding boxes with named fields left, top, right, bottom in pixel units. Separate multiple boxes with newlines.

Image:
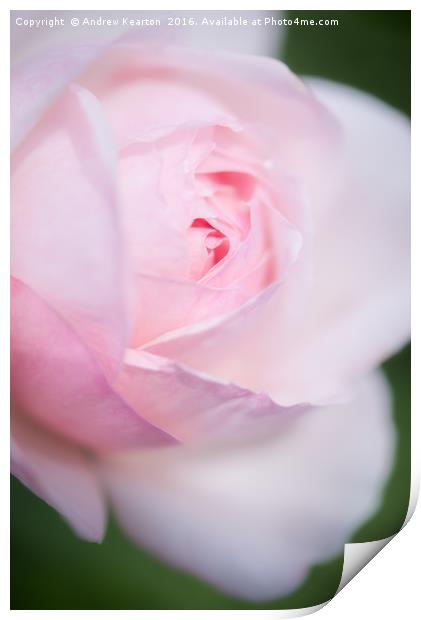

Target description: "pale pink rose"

left=11, top=35, right=409, bottom=601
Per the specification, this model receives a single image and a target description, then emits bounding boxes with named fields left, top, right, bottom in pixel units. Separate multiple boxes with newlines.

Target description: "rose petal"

left=11, top=83, right=127, bottom=376
left=167, top=11, right=284, bottom=58
left=86, top=69, right=238, bottom=151
left=11, top=11, right=282, bottom=70
left=131, top=274, right=247, bottom=346
left=103, top=370, right=394, bottom=600
left=11, top=410, right=106, bottom=542
left=11, top=38, right=109, bottom=149
left=115, top=349, right=303, bottom=442
left=11, top=278, right=175, bottom=451
left=147, top=81, right=410, bottom=405
left=80, top=42, right=338, bottom=184
left=265, top=80, right=411, bottom=403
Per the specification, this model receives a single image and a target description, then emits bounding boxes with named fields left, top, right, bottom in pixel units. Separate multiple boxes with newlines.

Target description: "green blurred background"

left=11, top=10, right=411, bottom=610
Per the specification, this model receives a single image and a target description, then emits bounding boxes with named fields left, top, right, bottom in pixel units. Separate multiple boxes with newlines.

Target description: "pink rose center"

left=186, top=170, right=253, bottom=281
left=115, top=122, right=303, bottom=346
left=188, top=218, right=230, bottom=280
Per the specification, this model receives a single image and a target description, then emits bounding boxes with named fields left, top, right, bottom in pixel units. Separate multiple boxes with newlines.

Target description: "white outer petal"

left=102, top=370, right=394, bottom=601
left=169, top=11, right=283, bottom=57
left=11, top=10, right=282, bottom=66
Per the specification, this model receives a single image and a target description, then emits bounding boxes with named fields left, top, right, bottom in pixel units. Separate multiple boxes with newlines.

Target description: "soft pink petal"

left=144, top=260, right=304, bottom=396
left=11, top=38, right=108, bottom=149
left=80, top=42, right=338, bottom=184
left=11, top=278, right=175, bottom=451
left=147, top=82, right=410, bottom=405
left=262, top=80, right=411, bottom=403
left=131, top=274, right=247, bottom=346
left=85, top=70, right=238, bottom=151
left=103, top=370, right=394, bottom=600
left=11, top=83, right=126, bottom=376
left=115, top=349, right=303, bottom=442
left=11, top=410, right=106, bottom=542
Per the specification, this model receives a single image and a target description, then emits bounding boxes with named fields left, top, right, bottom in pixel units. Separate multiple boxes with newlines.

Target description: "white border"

left=4, top=2, right=418, bottom=618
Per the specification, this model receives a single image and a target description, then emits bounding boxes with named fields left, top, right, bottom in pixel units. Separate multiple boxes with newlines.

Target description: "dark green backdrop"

left=11, top=10, right=411, bottom=610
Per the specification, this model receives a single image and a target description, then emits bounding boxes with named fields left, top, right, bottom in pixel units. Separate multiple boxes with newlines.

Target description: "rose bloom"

left=11, top=35, right=409, bottom=601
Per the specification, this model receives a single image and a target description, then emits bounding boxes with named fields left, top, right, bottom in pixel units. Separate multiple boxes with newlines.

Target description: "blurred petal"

left=11, top=37, right=108, bottom=149
left=168, top=11, right=284, bottom=57
left=11, top=83, right=126, bottom=376
left=268, top=80, right=411, bottom=402
left=103, top=371, right=394, bottom=600
left=11, top=410, right=106, bottom=542
left=115, top=349, right=303, bottom=442
left=11, top=278, right=175, bottom=451
left=147, top=82, right=410, bottom=405
left=11, top=11, right=283, bottom=68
